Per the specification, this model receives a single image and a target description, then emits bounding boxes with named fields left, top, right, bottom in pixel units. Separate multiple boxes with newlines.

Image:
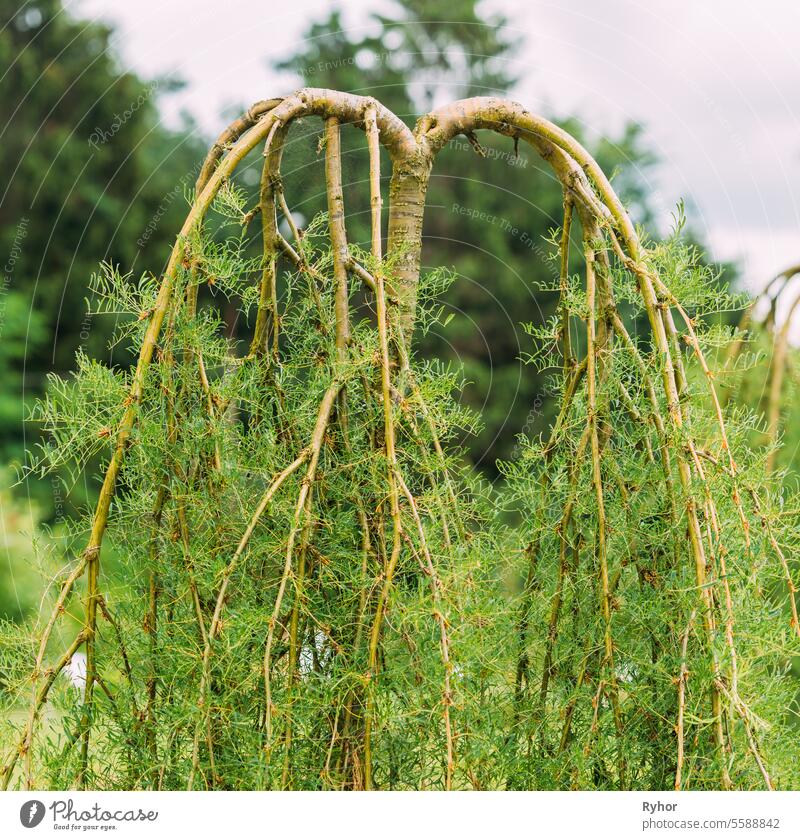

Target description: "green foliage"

left=4, top=208, right=799, bottom=790
left=0, top=472, right=50, bottom=624
left=0, top=289, right=46, bottom=463
left=719, top=269, right=800, bottom=483
left=1, top=211, right=497, bottom=789
left=0, top=0, right=205, bottom=511
left=501, top=233, right=800, bottom=789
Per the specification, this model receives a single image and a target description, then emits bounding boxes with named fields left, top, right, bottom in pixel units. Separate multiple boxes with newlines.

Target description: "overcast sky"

left=71, top=0, right=800, bottom=292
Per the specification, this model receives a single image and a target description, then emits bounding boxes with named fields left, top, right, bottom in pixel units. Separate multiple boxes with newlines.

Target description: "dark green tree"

left=0, top=0, right=209, bottom=623
left=0, top=0, right=205, bottom=469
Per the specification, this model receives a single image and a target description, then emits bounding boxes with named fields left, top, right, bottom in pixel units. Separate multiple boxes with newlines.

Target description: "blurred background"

left=1, top=0, right=799, bottom=622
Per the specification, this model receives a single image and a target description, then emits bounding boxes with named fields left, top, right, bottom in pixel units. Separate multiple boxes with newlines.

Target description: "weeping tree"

left=2, top=90, right=799, bottom=791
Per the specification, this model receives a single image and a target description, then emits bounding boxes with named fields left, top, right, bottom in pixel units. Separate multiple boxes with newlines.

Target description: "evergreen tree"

left=0, top=0, right=205, bottom=468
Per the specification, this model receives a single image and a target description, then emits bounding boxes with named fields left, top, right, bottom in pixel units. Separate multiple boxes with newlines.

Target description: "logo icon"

left=20, top=800, right=45, bottom=828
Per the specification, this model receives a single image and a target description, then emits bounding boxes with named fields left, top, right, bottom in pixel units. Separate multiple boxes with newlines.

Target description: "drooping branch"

left=11, top=87, right=791, bottom=794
